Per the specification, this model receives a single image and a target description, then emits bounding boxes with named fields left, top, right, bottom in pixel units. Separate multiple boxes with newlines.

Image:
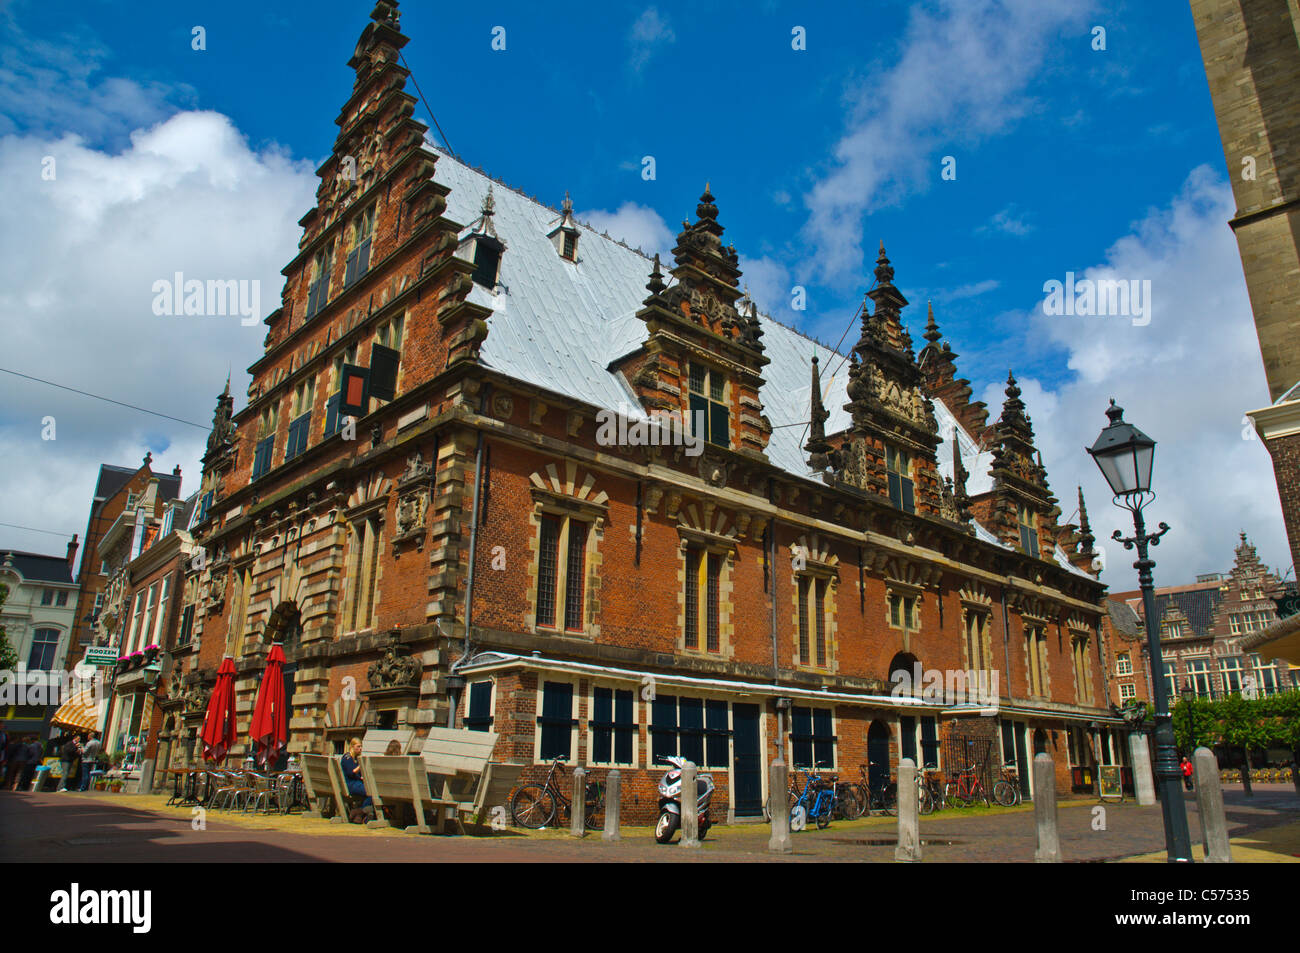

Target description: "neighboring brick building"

left=1188, top=1, right=1300, bottom=660
left=68, top=458, right=182, bottom=670
left=1105, top=534, right=1300, bottom=706
left=177, top=1, right=1123, bottom=816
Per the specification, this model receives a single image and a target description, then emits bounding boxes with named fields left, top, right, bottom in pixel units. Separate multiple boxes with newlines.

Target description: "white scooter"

left=654, top=755, right=715, bottom=844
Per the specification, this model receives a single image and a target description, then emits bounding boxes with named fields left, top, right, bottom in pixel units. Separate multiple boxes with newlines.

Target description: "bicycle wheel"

left=816, top=797, right=832, bottom=829
left=510, top=783, right=557, bottom=829
left=918, top=785, right=934, bottom=815
left=970, top=782, right=990, bottom=807
left=584, top=781, right=604, bottom=829
left=992, top=779, right=1017, bottom=807
left=945, top=782, right=969, bottom=808
left=880, top=784, right=898, bottom=816
left=838, top=784, right=864, bottom=819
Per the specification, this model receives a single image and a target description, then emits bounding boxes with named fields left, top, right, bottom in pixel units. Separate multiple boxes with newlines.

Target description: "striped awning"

left=49, top=689, right=102, bottom=733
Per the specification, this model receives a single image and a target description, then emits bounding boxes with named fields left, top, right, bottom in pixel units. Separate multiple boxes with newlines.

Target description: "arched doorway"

left=867, top=720, right=891, bottom=794
left=1033, top=728, right=1048, bottom=755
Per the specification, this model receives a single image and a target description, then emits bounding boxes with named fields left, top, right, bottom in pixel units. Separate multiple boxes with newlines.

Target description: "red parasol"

left=200, top=657, right=238, bottom=763
left=249, top=644, right=287, bottom=768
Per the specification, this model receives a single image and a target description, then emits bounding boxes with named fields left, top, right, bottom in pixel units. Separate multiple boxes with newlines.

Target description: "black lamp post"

left=1087, top=399, right=1194, bottom=863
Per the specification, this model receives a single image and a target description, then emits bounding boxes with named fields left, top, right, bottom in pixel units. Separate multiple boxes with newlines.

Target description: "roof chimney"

left=173, top=465, right=182, bottom=477
left=66, top=534, right=79, bottom=572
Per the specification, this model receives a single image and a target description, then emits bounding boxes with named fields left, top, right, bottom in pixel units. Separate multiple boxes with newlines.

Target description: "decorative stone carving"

left=207, top=572, right=228, bottom=607
left=492, top=393, right=514, bottom=419
left=183, top=684, right=211, bottom=716
left=367, top=640, right=421, bottom=691
left=698, top=453, right=729, bottom=489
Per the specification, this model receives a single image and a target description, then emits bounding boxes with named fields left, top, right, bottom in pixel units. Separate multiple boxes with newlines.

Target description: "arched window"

left=28, top=628, right=60, bottom=670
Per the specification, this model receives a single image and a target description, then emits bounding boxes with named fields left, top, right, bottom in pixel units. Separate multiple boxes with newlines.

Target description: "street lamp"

left=1087, top=399, right=1194, bottom=863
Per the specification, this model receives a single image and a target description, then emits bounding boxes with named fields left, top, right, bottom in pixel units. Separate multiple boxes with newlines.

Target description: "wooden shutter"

left=613, top=689, right=634, bottom=765
left=369, top=344, right=401, bottom=402
left=679, top=697, right=704, bottom=766
left=704, top=699, right=728, bottom=768
left=339, top=364, right=369, bottom=418
left=324, top=393, right=339, bottom=437
left=651, top=694, right=678, bottom=761
left=709, top=402, right=728, bottom=447
left=465, top=681, right=493, bottom=731
left=591, top=687, right=613, bottom=763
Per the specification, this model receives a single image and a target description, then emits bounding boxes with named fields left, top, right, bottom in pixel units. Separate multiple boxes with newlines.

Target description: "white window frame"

left=584, top=681, right=641, bottom=769
left=532, top=676, right=580, bottom=766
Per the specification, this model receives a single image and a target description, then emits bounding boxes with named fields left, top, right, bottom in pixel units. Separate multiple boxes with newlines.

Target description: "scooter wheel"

left=655, top=811, right=679, bottom=844
left=699, top=817, right=710, bottom=841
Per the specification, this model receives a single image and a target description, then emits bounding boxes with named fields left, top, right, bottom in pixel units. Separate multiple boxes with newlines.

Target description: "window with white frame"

left=1119, top=682, right=1136, bottom=702
left=797, top=574, right=831, bottom=667
left=28, top=628, right=60, bottom=670
left=790, top=706, right=836, bottom=770
left=464, top=680, right=494, bottom=732
left=1219, top=656, right=1243, bottom=694
left=683, top=544, right=722, bottom=653
left=1025, top=624, right=1048, bottom=697
left=1186, top=658, right=1213, bottom=698
left=589, top=685, right=637, bottom=766
left=536, top=680, right=577, bottom=762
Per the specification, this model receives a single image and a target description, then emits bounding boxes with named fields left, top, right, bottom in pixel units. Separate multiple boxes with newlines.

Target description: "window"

left=886, top=446, right=915, bottom=513
left=790, top=706, right=835, bottom=769
left=472, top=241, right=502, bottom=287
left=1161, top=661, right=1175, bottom=696
left=56, top=590, right=69, bottom=606
left=343, top=205, right=375, bottom=289
left=561, top=231, right=577, bottom=261
left=306, top=239, right=335, bottom=319
left=888, top=591, right=920, bottom=631
left=324, top=344, right=359, bottom=437
left=285, top=377, right=315, bottom=461
left=797, top=576, right=830, bottom=667
left=343, top=513, right=381, bottom=634
left=140, top=583, right=158, bottom=651
left=369, top=313, right=405, bottom=403
left=252, top=403, right=279, bottom=479
left=684, top=545, right=722, bottom=652
left=1026, top=624, right=1048, bottom=696
left=651, top=693, right=678, bottom=762
left=465, top=681, right=493, bottom=731
left=177, top=603, right=195, bottom=648
left=1253, top=657, right=1279, bottom=696
left=41, top=589, right=54, bottom=606
left=126, top=591, right=144, bottom=653
left=1017, top=503, right=1039, bottom=558
left=1219, top=656, right=1243, bottom=694
left=126, top=493, right=137, bottom=510
left=1071, top=634, right=1093, bottom=704
left=965, top=611, right=989, bottom=671
left=534, top=514, right=589, bottom=634
left=920, top=716, right=940, bottom=769
left=590, top=686, right=635, bottom=765
left=152, top=576, right=171, bottom=647
left=1119, top=682, right=1136, bottom=702
left=1116, top=652, right=1132, bottom=676
left=536, top=681, right=576, bottom=761
left=650, top=695, right=727, bottom=768
left=1229, top=614, right=1242, bottom=635
left=1186, top=659, right=1213, bottom=698
left=900, top=715, right=917, bottom=763
left=28, top=628, right=60, bottom=670
left=687, top=363, right=728, bottom=448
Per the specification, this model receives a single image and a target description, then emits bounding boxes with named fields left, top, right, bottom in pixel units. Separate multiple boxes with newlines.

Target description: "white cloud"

left=980, top=167, right=1290, bottom=585
left=977, top=206, right=1034, bottom=237
left=738, top=254, right=792, bottom=321
left=627, top=8, right=675, bottom=73
left=582, top=201, right=674, bottom=259
left=801, top=0, right=1092, bottom=282
left=0, top=111, right=317, bottom=561
left=946, top=278, right=1000, bottom=300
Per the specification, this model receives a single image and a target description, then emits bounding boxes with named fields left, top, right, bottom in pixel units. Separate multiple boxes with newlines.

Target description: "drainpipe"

left=451, top=397, right=489, bottom=727
left=767, top=479, right=783, bottom=763
left=1000, top=584, right=1014, bottom=708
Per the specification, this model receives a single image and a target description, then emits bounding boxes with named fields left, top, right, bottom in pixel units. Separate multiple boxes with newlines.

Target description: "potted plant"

left=143, top=643, right=161, bottom=663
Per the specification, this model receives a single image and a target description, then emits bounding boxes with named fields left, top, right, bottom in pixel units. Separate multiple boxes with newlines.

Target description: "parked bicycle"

left=917, top=765, right=944, bottom=815
left=943, top=765, right=990, bottom=808
left=854, top=763, right=897, bottom=816
left=510, top=757, right=604, bottom=829
left=790, top=766, right=837, bottom=830
left=993, top=763, right=1022, bottom=806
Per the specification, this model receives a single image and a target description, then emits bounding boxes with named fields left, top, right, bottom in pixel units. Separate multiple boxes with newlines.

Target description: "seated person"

left=384, top=739, right=403, bottom=756
left=340, top=737, right=372, bottom=814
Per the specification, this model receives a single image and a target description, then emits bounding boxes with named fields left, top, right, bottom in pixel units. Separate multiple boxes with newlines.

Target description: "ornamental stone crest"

left=367, top=640, right=421, bottom=691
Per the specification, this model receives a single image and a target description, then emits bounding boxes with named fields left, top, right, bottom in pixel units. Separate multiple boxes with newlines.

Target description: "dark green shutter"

left=591, top=687, right=613, bottom=763
left=339, top=364, right=369, bottom=418
left=679, top=697, right=704, bottom=765
left=613, top=690, right=634, bottom=765
left=651, top=694, right=678, bottom=762
left=369, top=344, right=401, bottom=402
left=537, top=681, right=575, bottom=761
left=900, top=715, right=917, bottom=763
left=705, top=699, right=728, bottom=768
left=465, top=681, right=493, bottom=731
left=709, top=403, right=728, bottom=447
left=791, top=706, right=813, bottom=768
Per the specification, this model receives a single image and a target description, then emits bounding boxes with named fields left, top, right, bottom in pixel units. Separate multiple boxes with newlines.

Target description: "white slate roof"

left=430, top=147, right=1045, bottom=551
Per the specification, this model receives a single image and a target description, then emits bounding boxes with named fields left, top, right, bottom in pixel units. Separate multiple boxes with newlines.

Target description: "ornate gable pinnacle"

left=805, top=355, right=832, bottom=469
left=923, top=300, right=941, bottom=345
left=874, top=241, right=894, bottom=286
left=646, top=254, right=666, bottom=298
left=1077, top=486, right=1095, bottom=554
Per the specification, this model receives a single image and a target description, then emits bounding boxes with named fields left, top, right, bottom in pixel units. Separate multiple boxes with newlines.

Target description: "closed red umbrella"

left=249, top=644, right=287, bottom=768
left=200, top=657, right=238, bottom=763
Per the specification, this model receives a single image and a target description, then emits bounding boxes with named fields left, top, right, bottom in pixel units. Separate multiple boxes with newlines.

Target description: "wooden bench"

left=420, top=727, right=526, bottom=833
left=359, top=755, right=457, bottom=834
left=361, top=728, right=417, bottom=757
left=299, top=754, right=343, bottom=821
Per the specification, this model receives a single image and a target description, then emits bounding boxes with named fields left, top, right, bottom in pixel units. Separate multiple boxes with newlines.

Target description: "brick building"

left=68, top=458, right=183, bottom=671
left=1189, top=1, right=1300, bottom=661
left=175, top=1, right=1123, bottom=818
left=1106, top=533, right=1300, bottom=706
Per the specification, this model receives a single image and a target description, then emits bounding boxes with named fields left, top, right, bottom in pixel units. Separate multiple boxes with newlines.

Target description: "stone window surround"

left=791, top=560, right=839, bottom=673
left=532, top=674, right=581, bottom=766
left=676, top=526, right=736, bottom=660
left=526, top=492, right=605, bottom=640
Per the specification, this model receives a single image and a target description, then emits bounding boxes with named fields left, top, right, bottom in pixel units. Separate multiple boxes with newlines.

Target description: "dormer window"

left=562, top=231, right=577, bottom=261
left=886, top=446, right=914, bottom=513
left=1017, top=502, right=1039, bottom=557
left=548, top=191, right=580, bottom=262
left=687, top=362, right=728, bottom=448
left=471, top=239, right=503, bottom=288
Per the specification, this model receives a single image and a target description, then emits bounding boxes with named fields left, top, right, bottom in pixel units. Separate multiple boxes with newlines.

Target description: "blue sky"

left=0, top=0, right=1289, bottom=584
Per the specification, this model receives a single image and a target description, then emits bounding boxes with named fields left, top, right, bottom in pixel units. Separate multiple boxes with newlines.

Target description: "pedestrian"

left=1180, top=755, right=1194, bottom=791
left=80, top=732, right=102, bottom=791
left=0, top=720, right=8, bottom=778
left=19, top=736, right=42, bottom=791
left=58, top=735, right=81, bottom=792
left=4, top=734, right=28, bottom=790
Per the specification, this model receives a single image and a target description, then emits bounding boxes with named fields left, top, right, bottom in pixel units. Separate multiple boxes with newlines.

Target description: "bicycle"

left=510, top=758, right=604, bottom=829
left=943, top=765, right=990, bottom=808
left=790, top=766, right=837, bottom=830
left=917, top=765, right=943, bottom=815
left=854, top=763, right=897, bottom=816
left=993, top=763, right=1022, bottom=806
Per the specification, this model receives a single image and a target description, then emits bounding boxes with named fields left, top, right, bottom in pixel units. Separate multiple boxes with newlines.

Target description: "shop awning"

left=49, top=689, right=102, bottom=733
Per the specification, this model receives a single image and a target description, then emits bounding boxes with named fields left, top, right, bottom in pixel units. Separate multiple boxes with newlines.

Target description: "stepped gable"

left=917, top=301, right=990, bottom=443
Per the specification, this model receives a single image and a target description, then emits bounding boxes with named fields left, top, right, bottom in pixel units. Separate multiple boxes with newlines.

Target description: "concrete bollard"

left=570, top=767, right=587, bottom=837
left=602, top=770, right=621, bottom=842
left=895, top=758, right=921, bottom=862
left=1193, top=747, right=1232, bottom=863
left=1033, top=753, right=1061, bottom=863
left=679, top=760, right=700, bottom=848
left=768, top=759, right=793, bottom=854
left=1129, top=733, right=1156, bottom=806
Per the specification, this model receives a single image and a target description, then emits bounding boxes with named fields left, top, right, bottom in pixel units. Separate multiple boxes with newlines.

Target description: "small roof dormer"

left=547, top=191, right=580, bottom=263
left=461, top=185, right=506, bottom=289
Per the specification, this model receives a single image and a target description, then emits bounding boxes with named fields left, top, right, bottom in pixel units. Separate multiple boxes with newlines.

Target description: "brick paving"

left=1, top=785, right=1296, bottom=863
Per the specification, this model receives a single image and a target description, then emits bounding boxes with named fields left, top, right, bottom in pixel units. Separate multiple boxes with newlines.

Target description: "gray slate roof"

left=0, top=551, right=74, bottom=585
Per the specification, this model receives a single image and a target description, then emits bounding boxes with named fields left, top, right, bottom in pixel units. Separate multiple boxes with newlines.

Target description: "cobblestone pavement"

left=2, top=785, right=1296, bottom=863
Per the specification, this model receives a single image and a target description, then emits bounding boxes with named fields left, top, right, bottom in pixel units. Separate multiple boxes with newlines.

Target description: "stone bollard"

left=602, top=770, right=621, bottom=842
left=680, top=760, right=700, bottom=848
left=570, top=767, right=587, bottom=837
left=1033, top=753, right=1061, bottom=863
left=768, top=759, right=793, bottom=854
left=895, top=758, right=921, bottom=862
left=1194, top=747, right=1232, bottom=863
left=1129, top=733, right=1156, bottom=806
